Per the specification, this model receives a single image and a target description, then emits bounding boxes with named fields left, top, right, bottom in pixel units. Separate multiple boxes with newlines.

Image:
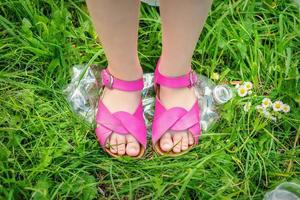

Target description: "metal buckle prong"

left=189, top=70, right=196, bottom=87
left=108, top=74, right=114, bottom=89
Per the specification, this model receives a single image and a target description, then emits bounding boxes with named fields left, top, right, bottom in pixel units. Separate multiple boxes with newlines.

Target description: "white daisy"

left=244, top=82, right=253, bottom=91
left=272, top=100, right=284, bottom=112
left=262, top=98, right=272, bottom=108
left=243, top=102, right=252, bottom=112
left=237, top=85, right=248, bottom=97
left=255, top=105, right=264, bottom=112
left=282, top=104, right=290, bottom=113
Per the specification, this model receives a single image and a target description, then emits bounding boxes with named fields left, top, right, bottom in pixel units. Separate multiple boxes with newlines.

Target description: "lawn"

left=0, top=0, right=299, bottom=199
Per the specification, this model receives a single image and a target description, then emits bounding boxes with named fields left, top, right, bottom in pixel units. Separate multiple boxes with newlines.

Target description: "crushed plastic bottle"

left=64, top=64, right=99, bottom=123
left=64, top=64, right=233, bottom=132
left=141, top=0, right=160, bottom=6
left=264, top=182, right=300, bottom=200
left=195, top=75, right=232, bottom=131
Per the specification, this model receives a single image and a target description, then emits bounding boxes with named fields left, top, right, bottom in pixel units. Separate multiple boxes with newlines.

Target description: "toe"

left=181, top=132, right=189, bottom=151
left=172, top=132, right=184, bottom=153
left=159, top=132, right=173, bottom=152
left=188, top=132, right=194, bottom=145
left=109, top=133, right=118, bottom=154
left=116, top=134, right=126, bottom=156
left=126, top=135, right=140, bottom=157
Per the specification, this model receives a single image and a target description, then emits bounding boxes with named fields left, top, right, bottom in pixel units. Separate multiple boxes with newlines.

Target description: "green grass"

left=1, top=0, right=299, bottom=199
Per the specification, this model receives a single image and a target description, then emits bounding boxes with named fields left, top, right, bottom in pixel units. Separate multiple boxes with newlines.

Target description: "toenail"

left=127, top=148, right=139, bottom=155
left=132, top=147, right=138, bottom=151
left=163, top=143, right=171, bottom=149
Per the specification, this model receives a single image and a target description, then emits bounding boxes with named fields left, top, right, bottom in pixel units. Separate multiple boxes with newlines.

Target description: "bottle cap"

left=212, top=85, right=233, bottom=104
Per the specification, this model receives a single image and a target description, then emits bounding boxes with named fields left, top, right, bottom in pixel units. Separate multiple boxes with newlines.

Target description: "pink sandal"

left=95, top=69, right=147, bottom=158
left=152, top=59, right=201, bottom=156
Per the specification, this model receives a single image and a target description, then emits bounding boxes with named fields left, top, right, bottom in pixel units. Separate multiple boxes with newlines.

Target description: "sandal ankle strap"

left=154, top=59, right=198, bottom=88
left=101, top=69, right=144, bottom=91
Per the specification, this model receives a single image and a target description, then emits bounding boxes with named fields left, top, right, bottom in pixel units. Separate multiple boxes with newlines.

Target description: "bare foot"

left=158, top=86, right=196, bottom=153
left=99, top=88, right=141, bottom=156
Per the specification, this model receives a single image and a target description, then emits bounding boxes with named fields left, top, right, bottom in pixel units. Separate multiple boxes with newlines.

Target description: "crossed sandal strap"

left=101, top=68, right=144, bottom=91
left=95, top=101, right=147, bottom=149
left=152, top=98, right=201, bottom=146
left=154, top=59, right=198, bottom=88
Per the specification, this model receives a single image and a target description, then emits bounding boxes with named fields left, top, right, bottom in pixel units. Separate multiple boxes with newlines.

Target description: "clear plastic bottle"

left=264, top=182, right=300, bottom=200
left=194, top=75, right=232, bottom=131
left=141, top=0, right=160, bottom=6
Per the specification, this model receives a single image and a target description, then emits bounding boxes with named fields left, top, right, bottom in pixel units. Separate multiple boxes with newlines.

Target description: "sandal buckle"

left=189, top=70, right=197, bottom=87
left=101, top=69, right=114, bottom=89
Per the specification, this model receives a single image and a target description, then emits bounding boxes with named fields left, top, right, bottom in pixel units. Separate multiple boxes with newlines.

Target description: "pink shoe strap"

left=152, top=98, right=201, bottom=145
left=96, top=101, right=147, bottom=148
left=101, top=69, right=144, bottom=91
left=154, top=59, right=198, bottom=88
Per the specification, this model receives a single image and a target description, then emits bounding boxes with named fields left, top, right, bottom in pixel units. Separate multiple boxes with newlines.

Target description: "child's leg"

left=158, top=0, right=212, bottom=153
left=86, top=0, right=142, bottom=156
